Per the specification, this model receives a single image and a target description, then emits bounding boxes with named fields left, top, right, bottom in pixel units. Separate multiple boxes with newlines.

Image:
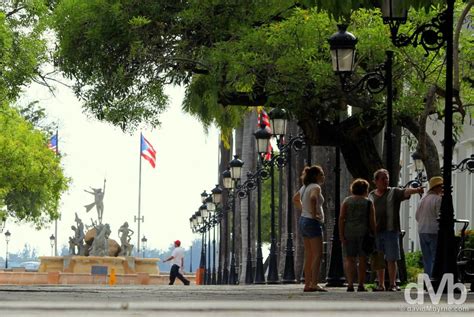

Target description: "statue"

left=90, top=223, right=111, bottom=256
left=118, top=221, right=134, bottom=256
left=68, top=213, right=85, bottom=255
left=84, top=179, right=106, bottom=224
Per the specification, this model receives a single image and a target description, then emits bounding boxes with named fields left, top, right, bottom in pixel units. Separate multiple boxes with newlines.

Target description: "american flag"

left=257, top=109, right=272, bottom=160
left=48, top=133, right=58, bottom=153
left=141, top=133, right=156, bottom=168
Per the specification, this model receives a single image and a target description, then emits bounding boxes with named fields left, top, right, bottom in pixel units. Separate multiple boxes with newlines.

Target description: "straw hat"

left=428, top=176, right=443, bottom=191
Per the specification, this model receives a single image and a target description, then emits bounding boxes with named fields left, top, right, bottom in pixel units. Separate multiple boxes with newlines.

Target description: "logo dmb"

left=404, top=273, right=467, bottom=305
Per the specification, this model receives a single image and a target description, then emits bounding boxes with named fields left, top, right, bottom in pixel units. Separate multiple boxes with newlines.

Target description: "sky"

left=3, top=81, right=220, bottom=258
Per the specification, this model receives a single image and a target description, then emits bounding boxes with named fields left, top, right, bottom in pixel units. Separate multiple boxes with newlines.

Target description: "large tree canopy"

left=52, top=0, right=473, bottom=180
left=0, top=0, right=69, bottom=227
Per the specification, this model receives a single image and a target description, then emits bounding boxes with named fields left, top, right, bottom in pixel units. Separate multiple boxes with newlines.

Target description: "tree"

left=0, top=1, right=69, bottom=227
left=52, top=1, right=473, bottom=182
left=0, top=103, right=69, bottom=228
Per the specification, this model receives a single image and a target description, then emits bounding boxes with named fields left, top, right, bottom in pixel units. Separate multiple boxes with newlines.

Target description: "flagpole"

left=137, top=133, right=143, bottom=255
left=54, top=129, right=58, bottom=256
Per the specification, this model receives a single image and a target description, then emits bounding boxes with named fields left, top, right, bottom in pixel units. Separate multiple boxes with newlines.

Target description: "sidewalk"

left=0, top=284, right=472, bottom=316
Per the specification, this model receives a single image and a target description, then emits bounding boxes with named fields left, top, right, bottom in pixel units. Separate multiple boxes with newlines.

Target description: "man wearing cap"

left=416, top=176, right=443, bottom=278
left=163, top=240, right=190, bottom=285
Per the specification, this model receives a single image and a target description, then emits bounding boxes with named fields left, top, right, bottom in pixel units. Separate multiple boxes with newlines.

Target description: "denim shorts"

left=299, top=216, right=323, bottom=238
left=376, top=230, right=400, bottom=261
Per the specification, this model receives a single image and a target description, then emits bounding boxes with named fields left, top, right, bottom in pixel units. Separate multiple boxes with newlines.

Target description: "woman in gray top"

left=339, top=178, right=376, bottom=292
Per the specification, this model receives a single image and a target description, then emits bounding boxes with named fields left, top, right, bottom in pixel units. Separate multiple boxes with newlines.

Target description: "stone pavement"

left=0, top=284, right=473, bottom=316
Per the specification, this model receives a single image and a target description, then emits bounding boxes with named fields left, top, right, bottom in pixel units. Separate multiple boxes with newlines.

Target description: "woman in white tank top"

left=292, top=165, right=327, bottom=292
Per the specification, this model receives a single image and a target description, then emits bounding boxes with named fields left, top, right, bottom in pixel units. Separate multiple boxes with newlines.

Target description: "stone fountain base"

left=38, top=256, right=160, bottom=275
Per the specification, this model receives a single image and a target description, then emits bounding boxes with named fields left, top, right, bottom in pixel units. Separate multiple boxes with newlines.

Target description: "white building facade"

left=400, top=116, right=474, bottom=252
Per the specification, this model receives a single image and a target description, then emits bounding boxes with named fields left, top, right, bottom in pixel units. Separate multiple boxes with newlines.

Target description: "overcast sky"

left=4, top=81, right=220, bottom=257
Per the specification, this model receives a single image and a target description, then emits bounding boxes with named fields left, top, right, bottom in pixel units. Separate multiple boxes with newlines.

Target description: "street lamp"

left=325, top=119, right=346, bottom=287
left=266, top=107, right=290, bottom=284
left=221, top=168, right=232, bottom=284
left=49, top=234, right=55, bottom=256
left=211, top=185, right=223, bottom=205
left=195, top=209, right=207, bottom=285
left=141, top=236, right=147, bottom=258
left=227, top=155, right=244, bottom=284
left=328, top=26, right=395, bottom=183
left=268, top=107, right=288, bottom=137
left=199, top=202, right=211, bottom=285
left=253, top=123, right=273, bottom=284
left=328, top=26, right=396, bottom=285
left=200, top=190, right=208, bottom=203
left=4, top=230, right=11, bottom=269
left=382, top=0, right=456, bottom=291
left=381, top=0, right=447, bottom=55
left=229, top=155, right=244, bottom=180
left=328, top=25, right=357, bottom=75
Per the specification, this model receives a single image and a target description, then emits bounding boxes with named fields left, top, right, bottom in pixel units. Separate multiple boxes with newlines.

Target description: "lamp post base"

left=267, top=242, right=279, bottom=284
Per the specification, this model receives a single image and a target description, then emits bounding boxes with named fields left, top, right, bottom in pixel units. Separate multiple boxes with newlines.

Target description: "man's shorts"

left=298, top=216, right=323, bottom=238
left=376, top=230, right=401, bottom=261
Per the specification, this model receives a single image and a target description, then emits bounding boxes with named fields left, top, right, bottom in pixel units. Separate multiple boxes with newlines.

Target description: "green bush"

left=464, top=230, right=474, bottom=249
left=405, top=251, right=423, bottom=283
left=405, top=251, right=423, bottom=268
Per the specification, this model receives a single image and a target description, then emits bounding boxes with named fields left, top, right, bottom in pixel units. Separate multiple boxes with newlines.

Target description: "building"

left=400, top=115, right=474, bottom=252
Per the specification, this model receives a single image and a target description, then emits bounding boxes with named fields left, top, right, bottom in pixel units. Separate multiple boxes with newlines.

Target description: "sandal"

left=373, top=285, right=385, bottom=292
left=303, top=286, right=318, bottom=292
left=313, top=285, right=328, bottom=292
left=357, top=285, right=368, bottom=292
left=387, top=285, right=398, bottom=292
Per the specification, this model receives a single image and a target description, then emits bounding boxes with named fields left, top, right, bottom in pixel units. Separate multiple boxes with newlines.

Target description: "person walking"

left=293, top=165, right=327, bottom=292
left=163, top=240, right=190, bottom=285
left=339, top=178, right=376, bottom=292
left=416, top=176, right=443, bottom=277
left=369, top=169, right=424, bottom=292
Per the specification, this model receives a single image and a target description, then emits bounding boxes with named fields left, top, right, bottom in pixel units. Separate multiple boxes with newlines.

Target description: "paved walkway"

left=0, top=284, right=473, bottom=316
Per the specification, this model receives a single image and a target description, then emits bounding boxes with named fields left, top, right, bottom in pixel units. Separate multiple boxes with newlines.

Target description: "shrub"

left=405, top=251, right=423, bottom=283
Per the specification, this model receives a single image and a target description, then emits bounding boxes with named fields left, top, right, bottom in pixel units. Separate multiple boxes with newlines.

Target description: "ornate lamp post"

left=205, top=195, right=217, bottom=284
left=141, top=236, right=148, bottom=258
left=228, top=155, right=244, bottom=284
left=253, top=123, right=272, bottom=284
left=49, top=234, right=55, bottom=256
left=265, top=107, right=289, bottom=284
left=222, top=168, right=233, bottom=284
left=201, top=190, right=208, bottom=203
left=382, top=0, right=457, bottom=290
left=212, top=184, right=223, bottom=284
left=195, top=209, right=207, bottom=285
left=328, top=25, right=397, bottom=285
left=199, top=202, right=211, bottom=285
left=4, top=230, right=11, bottom=269
left=328, top=26, right=394, bottom=180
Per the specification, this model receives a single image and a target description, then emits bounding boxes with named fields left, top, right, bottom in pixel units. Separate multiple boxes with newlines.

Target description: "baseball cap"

left=174, top=240, right=181, bottom=247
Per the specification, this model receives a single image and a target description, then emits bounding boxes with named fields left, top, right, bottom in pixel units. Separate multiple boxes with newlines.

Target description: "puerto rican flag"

left=141, top=133, right=156, bottom=168
left=48, top=133, right=58, bottom=153
left=257, top=109, right=272, bottom=161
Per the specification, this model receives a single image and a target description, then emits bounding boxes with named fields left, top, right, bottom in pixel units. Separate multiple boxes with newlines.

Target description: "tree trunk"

left=218, top=131, right=232, bottom=283
left=238, top=111, right=257, bottom=283
left=234, top=123, right=244, bottom=281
